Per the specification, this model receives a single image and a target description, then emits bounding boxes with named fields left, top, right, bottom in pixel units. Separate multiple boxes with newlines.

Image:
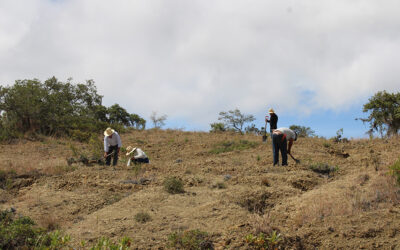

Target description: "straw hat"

left=104, top=127, right=115, bottom=136
left=126, top=146, right=137, bottom=156
left=268, top=108, right=275, bottom=113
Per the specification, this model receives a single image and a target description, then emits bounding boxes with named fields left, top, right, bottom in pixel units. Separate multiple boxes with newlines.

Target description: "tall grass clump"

left=168, top=229, right=213, bottom=249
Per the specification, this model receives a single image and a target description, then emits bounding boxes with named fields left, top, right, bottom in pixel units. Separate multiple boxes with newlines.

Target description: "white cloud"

left=1, top=0, right=399, bottom=130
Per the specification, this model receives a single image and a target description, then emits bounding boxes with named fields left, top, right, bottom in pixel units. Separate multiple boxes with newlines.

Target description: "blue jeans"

left=272, top=133, right=287, bottom=166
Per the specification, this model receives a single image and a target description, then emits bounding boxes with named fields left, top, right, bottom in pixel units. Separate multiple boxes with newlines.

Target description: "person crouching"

left=126, top=146, right=149, bottom=166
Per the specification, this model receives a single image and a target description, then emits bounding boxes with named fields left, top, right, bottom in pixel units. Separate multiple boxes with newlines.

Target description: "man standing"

left=103, top=127, right=122, bottom=166
left=272, top=127, right=297, bottom=166
left=266, top=108, right=278, bottom=133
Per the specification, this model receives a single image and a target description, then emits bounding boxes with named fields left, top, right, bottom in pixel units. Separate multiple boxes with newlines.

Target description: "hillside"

left=1, top=129, right=400, bottom=249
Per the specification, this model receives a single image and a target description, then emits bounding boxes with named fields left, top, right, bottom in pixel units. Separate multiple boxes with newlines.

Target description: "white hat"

left=268, top=108, right=275, bottom=113
left=126, top=146, right=137, bottom=156
left=104, top=127, right=115, bottom=136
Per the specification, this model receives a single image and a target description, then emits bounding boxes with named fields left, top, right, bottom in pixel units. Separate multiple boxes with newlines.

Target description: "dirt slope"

left=1, top=130, right=400, bottom=249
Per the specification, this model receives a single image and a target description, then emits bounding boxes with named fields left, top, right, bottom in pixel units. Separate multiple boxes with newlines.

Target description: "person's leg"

left=270, top=131, right=275, bottom=159
left=281, top=138, right=288, bottom=166
left=105, top=148, right=112, bottom=166
left=112, top=146, right=118, bottom=166
left=272, top=133, right=280, bottom=166
left=136, top=158, right=149, bottom=163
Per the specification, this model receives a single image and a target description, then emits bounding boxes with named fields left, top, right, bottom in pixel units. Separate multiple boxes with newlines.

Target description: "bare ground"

left=1, top=130, right=400, bottom=249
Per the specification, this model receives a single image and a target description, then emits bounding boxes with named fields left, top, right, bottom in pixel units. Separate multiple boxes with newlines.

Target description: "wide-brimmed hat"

left=104, top=127, right=115, bottom=136
left=268, top=108, right=275, bottom=113
left=126, top=146, right=137, bottom=156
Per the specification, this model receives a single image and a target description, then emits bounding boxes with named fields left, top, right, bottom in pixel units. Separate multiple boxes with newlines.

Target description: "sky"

left=1, top=0, right=399, bottom=138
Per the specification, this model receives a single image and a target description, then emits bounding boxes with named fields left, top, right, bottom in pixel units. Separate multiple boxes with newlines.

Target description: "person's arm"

left=288, top=139, right=294, bottom=154
left=134, top=149, right=146, bottom=159
left=116, top=133, right=122, bottom=154
left=103, top=136, right=108, bottom=157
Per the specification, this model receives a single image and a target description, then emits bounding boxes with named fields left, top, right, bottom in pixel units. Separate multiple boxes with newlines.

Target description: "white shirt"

left=275, top=127, right=296, bottom=140
left=126, top=148, right=148, bottom=166
left=104, top=132, right=122, bottom=152
left=127, top=148, right=147, bottom=159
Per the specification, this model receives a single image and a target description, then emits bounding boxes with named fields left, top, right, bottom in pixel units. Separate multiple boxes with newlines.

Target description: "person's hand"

left=103, top=152, right=107, bottom=158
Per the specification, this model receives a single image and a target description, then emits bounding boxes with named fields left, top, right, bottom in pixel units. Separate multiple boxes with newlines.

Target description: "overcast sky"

left=1, top=0, right=399, bottom=137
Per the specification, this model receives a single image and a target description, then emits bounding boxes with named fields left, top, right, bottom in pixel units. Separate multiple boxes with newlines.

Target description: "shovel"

left=289, top=152, right=300, bottom=163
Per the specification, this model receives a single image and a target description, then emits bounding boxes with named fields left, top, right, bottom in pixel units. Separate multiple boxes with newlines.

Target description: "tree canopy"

left=289, top=125, right=315, bottom=138
left=358, top=91, right=400, bottom=137
left=217, top=108, right=255, bottom=134
left=0, top=77, right=146, bottom=141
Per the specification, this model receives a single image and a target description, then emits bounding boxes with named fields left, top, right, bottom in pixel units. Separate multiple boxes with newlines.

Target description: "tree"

left=209, top=122, right=226, bottom=132
left=358, top=91, right=400, bottom=137
left=108, top=104, right=130, bottom=126
left=150, top=111, right=167, bottom=128
left=129, top=114, right=146, bottom=130
left=0, top=77, right=147, bottom=141
left=289, top=125, right=315, bottom=138
left=218, top=108, right=255, bottom=134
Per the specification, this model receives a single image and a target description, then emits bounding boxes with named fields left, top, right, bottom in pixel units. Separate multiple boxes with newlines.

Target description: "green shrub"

left=389, top=158, right=400, bottom=185
left=168, top=229, right=213, bottom=249
left=322, top=142, right=331, bottom=148
left=245, top=231, right=282, bottom=249
left=0, top=210, right=43, bottom=249
left=163, top=177, right=185, bottom=194
left=309, top=163, right=338, bottom=175
left=210, top=140, right=258, bottom=154
left=88, top=236, right=132, bottom=250
left=134, top=212, right=152, bottom=223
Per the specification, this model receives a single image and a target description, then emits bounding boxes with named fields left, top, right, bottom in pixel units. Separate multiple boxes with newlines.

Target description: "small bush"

left=163, top=177, right=185, bottom=194
left=322, top=142, right=331, bottom=148
left=134, top=212, right=152, bottom=223
left=245, top=231, right=282, bottom=249
left=88, top=236, right=132, bottom=249
left=389, top=157, right=400, bottom=185
left=211, top=182, right=226, bottom=189
left=168, top=229, right=213, bottom=249
left=210, top=140, right=258, bottom=154
left=309, top=163, right=338, bottom=175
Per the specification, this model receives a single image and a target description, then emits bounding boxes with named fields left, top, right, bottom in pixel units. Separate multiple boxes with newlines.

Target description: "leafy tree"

left=289, top=125, right=315, bottom=138
left=129, top=114, right=146, bottom=130
left=210, top=122, right=226, bottom=132
left=218, top=108, right=255, bottom=134
left=150, top=111, right=167, bottom=128
left=108, top=104, right=130, bottom=126
left=358, top=91, right=400, bottom=137
left=0, top=77, right=146, bottom=141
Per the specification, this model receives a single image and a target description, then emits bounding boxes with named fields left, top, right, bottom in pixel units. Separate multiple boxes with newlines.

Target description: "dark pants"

left=132, top=157, right=150, bottom=164
left=106, top=145, right=119, bottom=166
left=272, top=133, right=288, bottom=166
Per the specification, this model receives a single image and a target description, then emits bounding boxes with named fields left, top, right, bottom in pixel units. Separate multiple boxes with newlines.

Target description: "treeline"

left=0, top=77, right=145, bottom=141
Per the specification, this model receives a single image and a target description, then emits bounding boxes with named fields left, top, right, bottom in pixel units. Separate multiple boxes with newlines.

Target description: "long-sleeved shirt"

left=268, top=113, right=278, bottom=131
left=104, top=132, right=122, bottom=152
left=126, top=148, right=148, bottom=166
left=127, top=148, right=147, bottom=159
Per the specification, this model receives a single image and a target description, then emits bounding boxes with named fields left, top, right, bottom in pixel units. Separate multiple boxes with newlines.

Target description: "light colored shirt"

left=275, top=127, right=296, bottom=140
left=126, top=148, right=148, bottom=166
left=127, top=148, right=147, bottom=159
left=104, top=132, right=122, bottom=152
